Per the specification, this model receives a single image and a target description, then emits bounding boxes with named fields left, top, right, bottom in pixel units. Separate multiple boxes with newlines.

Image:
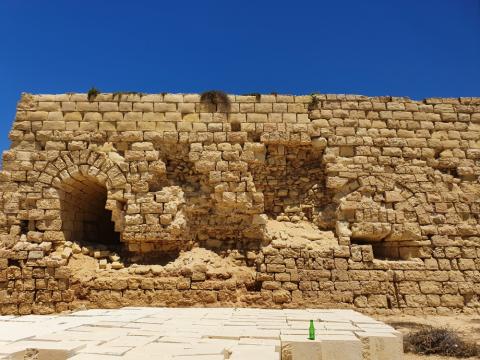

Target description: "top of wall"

left=16, top=92, right=480, bottom=106
left=11, top=91, right=480, bottom=149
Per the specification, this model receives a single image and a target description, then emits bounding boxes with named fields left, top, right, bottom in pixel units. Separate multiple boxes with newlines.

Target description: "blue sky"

left=0, top=0, right=479, bottom=153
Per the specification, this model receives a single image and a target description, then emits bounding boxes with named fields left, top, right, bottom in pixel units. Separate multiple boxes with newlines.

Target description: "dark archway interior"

left=59, top=175, right=120, bottom=247
left=350, top=239, right=404, bottom=260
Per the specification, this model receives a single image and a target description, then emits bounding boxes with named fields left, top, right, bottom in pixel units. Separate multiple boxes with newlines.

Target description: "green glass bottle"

left=308, top=320, right=315, bottom=340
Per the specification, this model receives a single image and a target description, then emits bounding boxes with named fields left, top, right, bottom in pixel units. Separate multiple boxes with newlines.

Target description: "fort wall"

left=0, top=92, right=479, bottom=315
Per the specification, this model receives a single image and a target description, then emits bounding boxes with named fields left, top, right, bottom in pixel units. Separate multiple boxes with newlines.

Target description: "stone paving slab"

left=0, top=307, right=403, bottom=359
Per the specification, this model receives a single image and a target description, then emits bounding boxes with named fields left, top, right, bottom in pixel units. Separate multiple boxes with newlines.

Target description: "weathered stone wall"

left=0, top=92, right=479, bottom=315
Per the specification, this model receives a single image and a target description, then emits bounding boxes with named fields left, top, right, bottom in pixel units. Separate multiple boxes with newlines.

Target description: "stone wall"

left=0, top=92, right=479, bottom=315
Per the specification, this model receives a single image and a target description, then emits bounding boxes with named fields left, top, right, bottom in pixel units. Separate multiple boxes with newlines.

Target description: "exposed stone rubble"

left=0, top=307, right=402, bottom=360
left=0, top=92, right=479, bottom=314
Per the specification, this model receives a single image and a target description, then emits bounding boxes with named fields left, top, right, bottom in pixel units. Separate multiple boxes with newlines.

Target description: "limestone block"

left=351, top=223, right=391, bottom=242
left=125, top=214, right=143, bottom=225
left=45, top=141, right=66, bottom=150
left=384, top=191, right=404, bottom=203
left=43, top=121, right=65, bottom=130
left=272, top=289, right=291, bottom=303
left=440, top=294, right=464, bottom=307
left=37, top=101, right=61, bottom=111
left=281, top=336, right=323, bottom=360
left=26, top=111, right=48, bottom=121
left=99, top=121, right=116, bottom=131
left=62, top=112, right=82, bottom=122
left=392, top=111, right=413, bottom=120
left=247, top=113, right=268, bottom=123
left=102, top=111, right=122, bottom=122
left=28, top=250, right=44, bottom=259
left=267, top=264, right=286, bottom=273
left=163, top=94, right=183, bottom=103
left=327, top=176, right=349, bottom=189
left=138, top=113, right=160, bottom=122
left=336, top=127, right=356, bottom=136
left=281, top=334, right=362, bottom=360
left=133, top=102, right=153, bottom=112
left=75, top=101, right=98, bottom=112
left=160, top=214, right=172, bottom=225
left=336, top=222, right=352, bottom=238
left=362, top=247, right=374, bottom=262
left=458, top=259, right=475, bottom=270
left=164, top=112, right=181, bottom=122
left=318, top=336, right=363, bottom=360
left=334, top=246, right=351, bottom=258
left=386, top=223, right=422, bottom=242
left=311, top=137, right=327, bottom=149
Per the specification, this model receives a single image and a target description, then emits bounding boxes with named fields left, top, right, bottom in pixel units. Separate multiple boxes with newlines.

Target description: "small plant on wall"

left=87, top=87, right=100, bottom=101
left=200, top=90, right=231, bottom=112
left=308, top=94, right=320, bottom=111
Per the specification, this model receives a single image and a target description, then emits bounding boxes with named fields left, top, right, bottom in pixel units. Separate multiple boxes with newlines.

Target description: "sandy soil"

left=375, top=314, right=480, bottom=359
left=68, top=252, right=98, bottom=282
left=67, top=220, right=338, bottom=284
left=68, top=246, right=256, bottom=283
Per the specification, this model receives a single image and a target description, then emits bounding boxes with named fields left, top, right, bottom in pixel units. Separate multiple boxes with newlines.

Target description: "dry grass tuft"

left=200, top=90, right=230, bottom=105
left=200, top=90, right=230, bottom=112
left=404, top=326, right=479, bottom=358
left=308, top=94, right=320, bottom=110
left=87, top=87, right=99, bottom=101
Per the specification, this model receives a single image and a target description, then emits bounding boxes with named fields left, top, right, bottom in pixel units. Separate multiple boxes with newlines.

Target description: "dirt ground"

left=375, top=313, right=480, bottom=360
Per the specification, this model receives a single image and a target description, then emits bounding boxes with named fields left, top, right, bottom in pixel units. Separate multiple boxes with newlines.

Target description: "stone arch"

left=59, top=174, right=120, bottom=245
left=340, top=176, right=426, bottom=260
left=36, top=150, right=127, bottom=246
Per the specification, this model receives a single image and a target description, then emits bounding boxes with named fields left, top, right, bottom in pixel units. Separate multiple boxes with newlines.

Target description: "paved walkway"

left=0, top=307, right=402, bottom=359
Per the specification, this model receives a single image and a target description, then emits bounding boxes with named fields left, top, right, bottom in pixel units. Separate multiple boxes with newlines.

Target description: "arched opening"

left=59, top=174, right=120, bottom=247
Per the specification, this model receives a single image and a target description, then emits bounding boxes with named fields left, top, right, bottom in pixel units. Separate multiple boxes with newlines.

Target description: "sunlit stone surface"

left=0, top=307, right=402, bottom=359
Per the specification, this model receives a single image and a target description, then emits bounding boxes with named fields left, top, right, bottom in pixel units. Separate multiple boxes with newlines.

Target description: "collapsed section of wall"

left=0, top=92, right=479, bottom=315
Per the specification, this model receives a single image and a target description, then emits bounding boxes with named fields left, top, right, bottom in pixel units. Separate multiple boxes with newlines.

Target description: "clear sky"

left=0, top=0, right=479, bottom=153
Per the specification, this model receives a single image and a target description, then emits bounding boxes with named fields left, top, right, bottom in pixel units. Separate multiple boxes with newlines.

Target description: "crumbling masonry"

left=0, top=92, right=479, bottom=315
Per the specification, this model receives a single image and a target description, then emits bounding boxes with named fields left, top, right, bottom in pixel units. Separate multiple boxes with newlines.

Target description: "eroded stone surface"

left=0, top=93, right=479, bottom=314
